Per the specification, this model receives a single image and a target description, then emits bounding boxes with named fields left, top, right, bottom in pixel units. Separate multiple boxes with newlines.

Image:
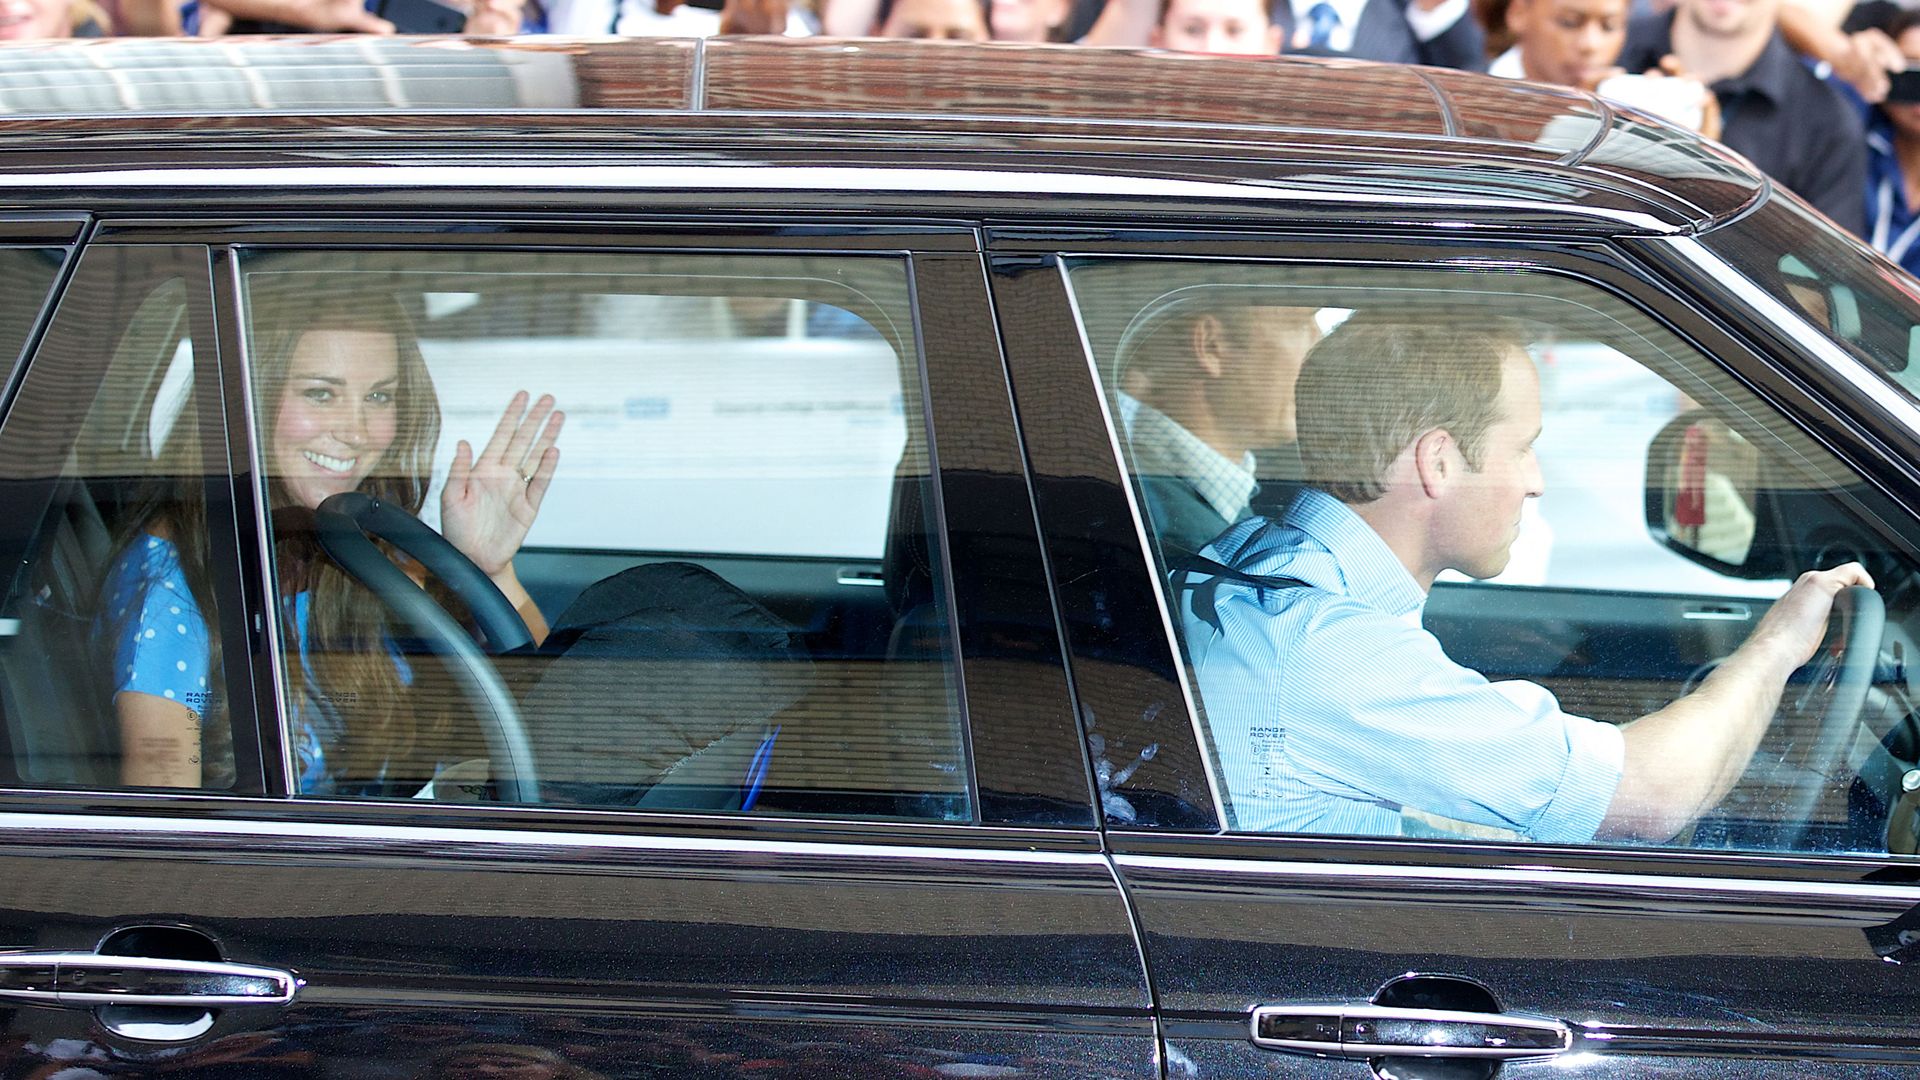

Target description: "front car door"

left=991, top=220, right=1920, bottom=1077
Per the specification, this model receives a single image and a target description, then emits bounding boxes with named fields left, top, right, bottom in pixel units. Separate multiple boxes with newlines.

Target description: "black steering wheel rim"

left=275, top=493, right=540, bottom=804
left=1777, top=584, right=1882, bottom=849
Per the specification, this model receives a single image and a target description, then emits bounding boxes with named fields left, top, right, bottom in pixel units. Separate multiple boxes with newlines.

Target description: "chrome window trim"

left=0, top=811, right=1112, bottom=865
left=1660, top=236, right=1920, bottom=436
left=1051, top=258, right=1228, bottom=828
left=1114, top=852, right=1920, bottom=906
left=0, top=165, right=1677, bottom=233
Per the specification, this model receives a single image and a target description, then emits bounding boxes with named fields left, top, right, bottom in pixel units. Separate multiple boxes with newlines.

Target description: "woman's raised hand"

left=440, top=391, right=563, bottom=579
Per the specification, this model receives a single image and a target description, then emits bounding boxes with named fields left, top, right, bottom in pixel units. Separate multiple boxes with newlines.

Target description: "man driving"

left=1184, top=312, right=1872, bottom=843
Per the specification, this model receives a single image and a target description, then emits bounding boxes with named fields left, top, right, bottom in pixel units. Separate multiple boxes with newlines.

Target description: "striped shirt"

left=1185, top=488, right=1624, bottom=842
left=1116, top=394, right=1259, bottom=526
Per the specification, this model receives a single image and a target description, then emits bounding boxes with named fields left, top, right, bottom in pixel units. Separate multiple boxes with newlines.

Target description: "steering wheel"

left=275, top=492, right=540, bottom=803
left=1774, top=584, right=1883, bottom=850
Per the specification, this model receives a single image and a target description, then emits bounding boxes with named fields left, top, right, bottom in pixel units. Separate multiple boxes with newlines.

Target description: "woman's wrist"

left=489, top=563, right=528, bottom=606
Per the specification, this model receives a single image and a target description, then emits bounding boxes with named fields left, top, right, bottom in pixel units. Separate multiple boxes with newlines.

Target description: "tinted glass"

left=0, top=247, right=242, bottom=792
left=239, top=249, right=968, bottom=820
left=1706, top=196, right=1920, bottom=406
left=1067, top=257, right=1916, bottom=856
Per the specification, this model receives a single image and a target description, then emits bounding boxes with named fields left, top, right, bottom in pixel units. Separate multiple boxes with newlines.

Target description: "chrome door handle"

left=1252, top=1004, right=1572, bottom=1059
left=0, top=951, right=300, bottom=1008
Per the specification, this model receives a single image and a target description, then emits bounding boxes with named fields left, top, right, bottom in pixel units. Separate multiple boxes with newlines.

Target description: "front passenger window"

left=1070, top=258, right=1920, bottom=858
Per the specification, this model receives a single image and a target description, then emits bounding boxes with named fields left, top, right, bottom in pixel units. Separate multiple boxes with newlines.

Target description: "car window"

left=1705, top=196, right=1920, bottom=409
left=0, top=247, right=63, bottom=376
left=1066, top=257, right=1919, bottom=856
left=237, top=249, right=967, bottom=821
left=0, top=247, right=246, bottom=793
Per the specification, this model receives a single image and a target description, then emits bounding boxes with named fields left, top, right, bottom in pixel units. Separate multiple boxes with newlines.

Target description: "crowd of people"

left=5, top=0, right=1918, bottom=263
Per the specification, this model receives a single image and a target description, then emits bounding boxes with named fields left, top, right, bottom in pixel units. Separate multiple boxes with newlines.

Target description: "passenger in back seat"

left=98, top=287, right=564, bottom=792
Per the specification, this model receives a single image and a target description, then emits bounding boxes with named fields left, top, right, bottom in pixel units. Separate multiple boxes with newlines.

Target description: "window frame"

left=0, top=241, right=266, bottom=799
left=97, top=218, right=1098, bottom=836
left=988, top=223, right=1920, bottom=877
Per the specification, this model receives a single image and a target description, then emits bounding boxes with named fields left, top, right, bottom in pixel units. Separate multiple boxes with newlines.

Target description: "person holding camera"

left=1861, top=10, right=1920, bottom=273
left=1620, top=0, right=1865, bottom=235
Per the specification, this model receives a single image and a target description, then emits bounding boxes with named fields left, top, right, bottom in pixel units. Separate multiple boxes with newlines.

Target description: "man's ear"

left=1412, top=427, right=1456, bottom=499
left=1189, top=314, right=1228, bottom=379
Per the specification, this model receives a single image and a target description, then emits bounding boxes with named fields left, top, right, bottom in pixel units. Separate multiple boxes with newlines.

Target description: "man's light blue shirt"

left=1185, top=488, right=1624, bottom=842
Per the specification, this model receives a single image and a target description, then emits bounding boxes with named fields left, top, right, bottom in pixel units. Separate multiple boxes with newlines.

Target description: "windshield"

left=1702, top=196, right=1920, bottom=404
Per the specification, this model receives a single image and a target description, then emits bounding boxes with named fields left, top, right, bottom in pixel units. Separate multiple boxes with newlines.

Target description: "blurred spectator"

left=94, top=0, right=178, bottom=32
left=1863, top=9, right=1920, bottom=272
left=1487, top=0, right=1625, bottom=85
left=1488, top=0, right=1719, bottom=132
left=1153, top=0, right=1279, bottom=53
left=1622, top=0, right=1866, bottom=233
left=0, top=0, right=109, bottom=36
left=1275, top=0, right=1484, bottom=64
left=827, top=0, right=1053, bottom=38
left=878, top=0, right=986, bottom=36
left=1778, top=0, right=1902, bottom=102
left=1084, top=0, right=1486, bottom=64
left=989, top=0, right=1068, bottom=38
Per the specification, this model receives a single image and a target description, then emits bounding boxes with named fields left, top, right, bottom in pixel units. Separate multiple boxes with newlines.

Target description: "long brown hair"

left=249, top=279, right=446, bottom=787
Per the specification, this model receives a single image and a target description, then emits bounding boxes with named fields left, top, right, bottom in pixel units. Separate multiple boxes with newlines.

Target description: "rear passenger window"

left=239, top=250, right=967, bottom=820
left=0, top=246, right=245, bottom=792
left=0, top=247, right=63, bottom=374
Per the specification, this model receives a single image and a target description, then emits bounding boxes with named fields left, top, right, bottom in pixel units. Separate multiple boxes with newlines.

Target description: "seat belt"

left=1168, top=554, right=1309, bottom=633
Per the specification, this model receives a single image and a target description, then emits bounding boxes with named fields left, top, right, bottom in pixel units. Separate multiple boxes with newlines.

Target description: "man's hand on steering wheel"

left=1746, top=563, right=1877, bottom=670
left=440, top=391, right=565, bottom=580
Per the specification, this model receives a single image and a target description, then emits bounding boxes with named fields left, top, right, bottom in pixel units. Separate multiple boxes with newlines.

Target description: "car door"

left=989, top=225, right=1920, bottom=1078
left=0, top=224, right=1154, bottom=1079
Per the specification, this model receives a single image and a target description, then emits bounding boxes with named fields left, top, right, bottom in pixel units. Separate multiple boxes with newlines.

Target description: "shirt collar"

left=1118, top=394, right=1259, bottom=525
left=1711, top=29, right=1801, bottom=107
left=1627, top=14, right=1795, bottom=106
left=1488, top=46, right=1524, bottom=79
left=1239, top=487, right=1426, bottom=618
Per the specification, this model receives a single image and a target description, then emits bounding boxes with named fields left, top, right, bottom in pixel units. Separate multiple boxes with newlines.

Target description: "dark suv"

left=0, top=33, right=1919, bottom=1080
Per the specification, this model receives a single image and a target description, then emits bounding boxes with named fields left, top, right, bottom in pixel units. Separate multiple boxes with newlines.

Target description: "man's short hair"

left=1121, top=302, right=1287, bottom=388
left=1296, top=312, right=1528, bottom=503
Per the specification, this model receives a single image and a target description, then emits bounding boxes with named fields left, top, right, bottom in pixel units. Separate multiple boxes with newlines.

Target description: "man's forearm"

left=1599, top=635, right=1799, bottom=841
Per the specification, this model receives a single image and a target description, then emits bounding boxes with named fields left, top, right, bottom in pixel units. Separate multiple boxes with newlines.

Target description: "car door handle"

left=1252, top=1004, right=1572, bottom=1059
left=0, top=951, right=300, bottom=1008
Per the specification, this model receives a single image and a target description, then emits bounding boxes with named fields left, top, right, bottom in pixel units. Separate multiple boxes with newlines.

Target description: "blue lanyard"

left=1874, top=174, right=1920, bottom=266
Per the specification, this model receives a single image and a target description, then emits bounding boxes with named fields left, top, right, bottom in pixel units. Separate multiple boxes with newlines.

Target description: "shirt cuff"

left=1404, top=0, right=1466, bottom=42
left=1528, top=716, right=1624, bottom=843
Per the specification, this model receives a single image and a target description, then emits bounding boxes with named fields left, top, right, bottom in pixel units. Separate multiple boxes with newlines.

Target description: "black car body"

left=0, top=34, right=1917, bottom=1080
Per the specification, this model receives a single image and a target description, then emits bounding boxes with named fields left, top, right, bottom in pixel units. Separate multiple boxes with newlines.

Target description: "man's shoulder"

left=1745, top=31, right=1859, bottom=120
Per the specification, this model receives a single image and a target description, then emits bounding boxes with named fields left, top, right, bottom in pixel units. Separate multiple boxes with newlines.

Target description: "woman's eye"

left=367, top=390, right=395, bottom=406
left=302, top=387, right=333, bottom=404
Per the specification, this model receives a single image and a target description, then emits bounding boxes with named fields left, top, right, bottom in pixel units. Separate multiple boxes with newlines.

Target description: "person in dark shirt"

left=1620, top=0, right=1866, bottom=235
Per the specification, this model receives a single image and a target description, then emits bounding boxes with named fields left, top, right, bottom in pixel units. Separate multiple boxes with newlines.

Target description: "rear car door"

left=991, top=225, right=1920, bottom=1077
left=0, top=224, right=1153, bottom=1079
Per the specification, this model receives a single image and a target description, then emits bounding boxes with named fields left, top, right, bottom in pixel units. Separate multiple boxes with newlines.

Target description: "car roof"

left=0, top=36, right=1764, bottom=233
